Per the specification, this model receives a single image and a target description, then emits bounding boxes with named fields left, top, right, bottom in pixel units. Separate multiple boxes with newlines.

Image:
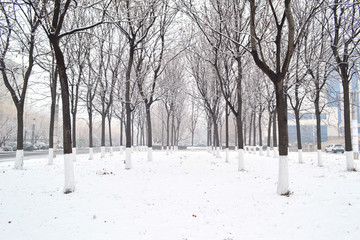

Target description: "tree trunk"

left=146, top=104, right=152, bottom=147
left=272, top=111, right=278, bottom=148
left=225, top=102, right=229, bottom=149
left=14, top=106, right=24, bottom=169
left=243, top=121, right=247, bottom=147
left=275, top=81, right=288, bottom=156
left=108, top=114, right=112, bottom=147
left=314, top=100, right=321, bottom=151
left=72, top=112, right=77, bottom=148
left=125, top=43, right=135, bottom=150
left=120, top=117, right=123, bottom=146
left=51, top=40, right=72, bottom=155
left=88, top=108, right=93, bottom=148
left=48, top=70, right=57, bottom=164
left=295, top=109, right=302, bottom=150
left=259, top=112, right=263, bottom=147
left=267, top=111, right=272, bottom=147
left=161, top=117, right=164, bottom=149
left=342, top=75, right=352, bottom=152
left=49, top=68, right=57, bottom=150
left=166, top=113, right=170, bottom=148
left=207, top=119, right=212, bottom=148
left=50, top=38, right=74, bottom=194
left=212, top=114, right=220, bottom=148
left=234, top=121, right=238, bottom=147
left=171, top=113, right=175, bottom=150
left=249, top=113, right=253, bottom=146
left=253, top=112, right=256, bottom=146
left=101, top=114, right=106, bottom=147
left=236, top=57, right=244, bottom=149
left=191, top=131, right=194, bottom=146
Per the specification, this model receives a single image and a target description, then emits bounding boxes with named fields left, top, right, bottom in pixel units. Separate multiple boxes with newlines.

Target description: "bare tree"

left=327, top=0, right=359, bottom=171
left=248, top=0, right=323, bottom=195
left=302, top=12, right=332, bottom=166
left=112, top=0, right=158, bottom=169
left=287, top=45, right=309, bottom=163
left=182, top=0, right=249, bottom=167
left=92, top=23, right=118, bottom=158
left=0, top=1, right=43, bottom=169
left=187, top=96, right=201, bottom=146
left=187, top=50, right=222, bottom=157
left=27, top=0, right=110, bottom=193
left=136, top=1, right=179, bottom=161
left=77, top=31, right=99, bottom=160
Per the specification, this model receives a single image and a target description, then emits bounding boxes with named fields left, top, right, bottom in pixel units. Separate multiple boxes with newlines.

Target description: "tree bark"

left=167, top=112, right=170, bottom=149
left=49, top=67, right=58, bottom=149
left=236, top=57, right=244, bottom=149
left=249, top=113, right=253, bottom=146
left=101, top=114, right=106, bottom=147
left=88, top=109, right=93, bottom=148
left=267, top=111, right=272, bottom=147
left=72, top=112, right=77, bottom=148
left=295, top=109, right=302, bottom=150
left=259, top=112, right=263, bottom=147
left=243, top=121, right=247, bottom=147
left=146, top=103, right=152, bottom=147
left=125, top=43, right=135, bottom=148
left=51, top=39, right=72, bottom=154
left=120, top=117, right=123, bottom=146
left=108, top=114, right=112, bottom=147
left=16, top=107, right=24, bottom=151
left=171, top=113, right=175, bottom=149
left=342, top=75, right=352, bottom=152
left=253, top=112, right=256, bottom=146
left=272, top=111, right=278, bottom=148
left=275, top=80, right=288, bottom=156
left=225, top=102, right=229, bottom=148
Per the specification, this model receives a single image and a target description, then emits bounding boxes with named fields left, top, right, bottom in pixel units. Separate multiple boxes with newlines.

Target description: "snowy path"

left=0, top=150, right=359, bottom=240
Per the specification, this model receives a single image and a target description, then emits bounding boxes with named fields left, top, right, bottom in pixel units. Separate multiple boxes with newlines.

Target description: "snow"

left=0, top=150, right=359, bottom=240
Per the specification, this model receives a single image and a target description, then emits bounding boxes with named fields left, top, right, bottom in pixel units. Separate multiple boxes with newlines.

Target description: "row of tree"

left=1, top=0, right=359, bottom=195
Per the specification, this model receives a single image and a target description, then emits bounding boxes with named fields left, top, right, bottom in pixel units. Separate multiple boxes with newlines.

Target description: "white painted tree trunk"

left=273, top=147, right=279, bottom=158
left=119, top=146, right=123, bottom=154
left=225, top=148, right=229, bottom=163
left=109, top=147, right=113, bottom=156
left=63, top=153, right=75, bottom=194
left=89, top=148, right=93, bottom=160
left=14, top=150, right=24, bottom=169
left=72, top=148, right=77, bottom=162
left=298, top=149, right=303, bottom=164
left=259, top=147, right=263, bottom=156
left=267, top=148, right=270, bottom=157
left=148, top=147, right=153, bottom=161
left=317, top=150, right=323, bottom=167
left=166, top=146, right=169, bottom=155
left=277, top=155, right=289, bottom=195
left=352, top=119, right=359, bottom=159
left=48, top=148, right=54, bottom=165
left=101, top=146, right=105, bottom=158
left=346, top=151, right=355, bottom=171
left=238, top=149, right=245, bottom=171
left=125, top=147, right=132, bottom=169
left=216, top=147, right=220, bottom=158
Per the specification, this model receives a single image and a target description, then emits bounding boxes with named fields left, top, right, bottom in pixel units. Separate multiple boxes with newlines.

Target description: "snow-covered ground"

left=0, top=150, right=359, bottom=240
